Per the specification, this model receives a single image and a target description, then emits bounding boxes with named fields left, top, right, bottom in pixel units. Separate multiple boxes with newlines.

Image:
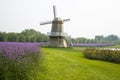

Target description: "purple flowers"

left=0, top=42, right=40, bottom=61
left=73, top=43, right=114, bottom=47
left=0, top=42, right=41, bottom=80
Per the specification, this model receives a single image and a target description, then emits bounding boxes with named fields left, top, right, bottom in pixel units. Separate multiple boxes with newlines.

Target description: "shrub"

left=84, top=48, right=120, bottom=63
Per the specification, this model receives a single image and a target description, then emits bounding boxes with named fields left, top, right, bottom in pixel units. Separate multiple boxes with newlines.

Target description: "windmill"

left=40, top=5, right=72, bottom=47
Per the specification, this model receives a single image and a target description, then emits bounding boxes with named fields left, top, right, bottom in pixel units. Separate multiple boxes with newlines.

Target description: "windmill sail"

left=53, top=5, right=57, bottom=19
left=63, top=19, right=70, bottom=22
left=40, top=21, right=52, bottom=25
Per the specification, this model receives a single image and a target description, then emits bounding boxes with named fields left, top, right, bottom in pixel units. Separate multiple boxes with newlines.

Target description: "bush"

left=84, top=48, right=120, bottom=63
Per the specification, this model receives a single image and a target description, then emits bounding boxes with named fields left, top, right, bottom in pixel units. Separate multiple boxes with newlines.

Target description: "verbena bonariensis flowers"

left=0, top=42, right=40, bottom=62
left=0, top=42, right=41, bottom=80
left=73, top=43, right=114, bottom=47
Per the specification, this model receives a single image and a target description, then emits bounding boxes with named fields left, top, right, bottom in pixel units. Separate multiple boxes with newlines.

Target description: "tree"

left=29, top=35, right=37, bottom=42
left=21, top=29, right=48, bottom=42
left=105, top=34, right=119, bottom=42
left=95, top=35, right=104, bottom=40
left=7, top=32, right=19, bottom=42
left=19, top=35, right=26, bottom=42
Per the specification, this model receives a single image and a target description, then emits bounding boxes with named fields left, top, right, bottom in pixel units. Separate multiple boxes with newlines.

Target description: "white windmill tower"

left=40, top=5, right=72, bottom=47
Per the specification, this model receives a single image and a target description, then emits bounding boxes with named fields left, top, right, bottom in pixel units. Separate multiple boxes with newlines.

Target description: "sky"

left=0, top=0, right=120, bottom=38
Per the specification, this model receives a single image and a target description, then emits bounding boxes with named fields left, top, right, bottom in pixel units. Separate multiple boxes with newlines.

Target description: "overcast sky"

left=0, top=0, right=120, bottom=38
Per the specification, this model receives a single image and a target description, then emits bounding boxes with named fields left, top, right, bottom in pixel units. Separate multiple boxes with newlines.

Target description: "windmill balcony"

left=47, top=32, right=67, bottom=37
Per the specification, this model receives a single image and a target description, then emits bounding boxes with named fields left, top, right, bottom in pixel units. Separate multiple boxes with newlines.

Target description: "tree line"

left=72, top=35, right=120, bottom=45
left=0, top=29, right=48, bottom=42
left=0, top=29, right=120, bottom=45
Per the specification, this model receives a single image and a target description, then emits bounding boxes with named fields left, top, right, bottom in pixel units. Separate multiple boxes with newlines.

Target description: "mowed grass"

left=39, top=47, right=120, bottom=80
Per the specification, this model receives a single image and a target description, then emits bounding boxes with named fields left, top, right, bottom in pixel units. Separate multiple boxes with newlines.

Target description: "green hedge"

left=84, top=48, right=120, bottom=63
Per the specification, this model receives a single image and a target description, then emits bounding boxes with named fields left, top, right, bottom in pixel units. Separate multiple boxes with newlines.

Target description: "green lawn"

left=39, top=47, right=120, bottom=80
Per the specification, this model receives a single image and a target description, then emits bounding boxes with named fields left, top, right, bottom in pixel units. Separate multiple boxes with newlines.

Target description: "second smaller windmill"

left=40, top=5, right=72, bottom=47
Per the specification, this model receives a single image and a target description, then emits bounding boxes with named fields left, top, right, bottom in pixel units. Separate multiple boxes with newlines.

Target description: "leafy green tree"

left=95, top=35, right=104, bottom=40
left=7, top=32, right=19, bottom=42
left=29, top=35, right=37, bottom=42
left=19, top=35, right=26, bottom=42
left=21, top=29, right=48, bottom=42
left=105, top=34, right=119, bottom=42
left=0, top=32, right=4, bottom=41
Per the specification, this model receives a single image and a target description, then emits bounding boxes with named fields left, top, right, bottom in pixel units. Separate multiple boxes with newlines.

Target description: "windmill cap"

left=52, top=17, right=63, bottom=24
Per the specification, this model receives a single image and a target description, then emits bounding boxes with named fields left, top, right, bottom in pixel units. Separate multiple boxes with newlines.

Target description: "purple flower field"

left=73, top=43, right=114, bottom=47
left=0, top=42, right=42, bottom=80
left=0, top=42, right=114, bottom=61
left=0, top=42, right=41, bottom=61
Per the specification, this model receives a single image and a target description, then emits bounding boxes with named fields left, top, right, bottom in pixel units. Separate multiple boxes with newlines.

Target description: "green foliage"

left=0, top=29, right=120, bottom=44
left=7, top=32, right=19, bottom=42
left=0, top=29, right=48, bottom=42
left=72, top=34, right=120, bottom=45
left=104, top=34, right=119, bottom=42
left=95, top=35, right=104, bottom=40
left=84, top=48, right=120, bottom=63
left=19, top=34, right=26, bottom=42
left=0, top=53, right=41, bottom=80
left=20, top=29, right=48, bottom=42
left=0, top=32, right=8, bottom=41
